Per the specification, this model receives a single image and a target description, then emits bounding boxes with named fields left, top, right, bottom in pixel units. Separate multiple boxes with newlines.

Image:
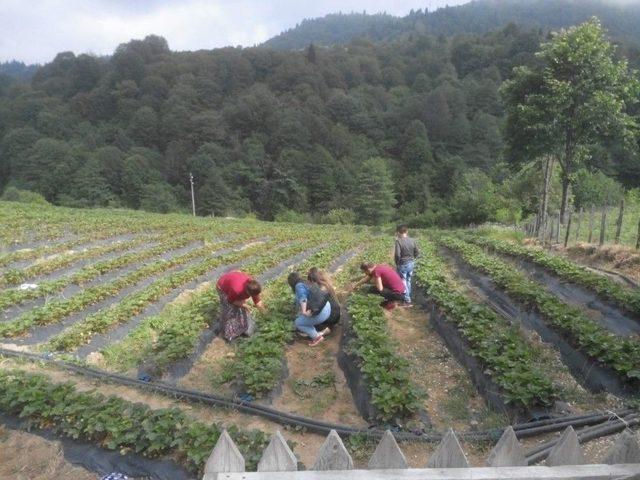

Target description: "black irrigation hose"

left=0, top=347, right=636, bottom=444
left=526, top=414, right=640, bottom=464
left=525, top=413, right=639, bottom=459
left=512, top=409, right=634, bottom=431
left=514, top=412, right=636, bottom=439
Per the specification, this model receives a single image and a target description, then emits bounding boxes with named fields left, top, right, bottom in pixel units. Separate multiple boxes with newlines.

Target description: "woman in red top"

left=356, top=263, right=407, bottom=310
left=216, top=271, right=265, bottom=340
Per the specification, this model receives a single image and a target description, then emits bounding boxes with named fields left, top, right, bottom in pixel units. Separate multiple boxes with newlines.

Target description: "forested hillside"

left=0, top=61, right=39, bottom=81
left=1, top=3, right=639, bottom=226
left=263, top=0, right=640, bottom=51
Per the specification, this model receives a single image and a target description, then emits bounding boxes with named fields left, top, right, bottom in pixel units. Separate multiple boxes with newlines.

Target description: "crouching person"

left=307, top=267, right=340, bottom=331
left=288, top=272, right=331, bottom=347
left=357, top=262, right=406, bottom=310
left=216, top=271, right=265, bottom=341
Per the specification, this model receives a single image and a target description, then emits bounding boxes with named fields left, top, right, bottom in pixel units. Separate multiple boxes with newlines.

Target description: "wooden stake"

left=636, top=217, right=640, bottom=250
left=564, top=211, right=572, bottom=248
left=615, top=199, right=625, bottom=245
left=599, top=207, right=608, bottom=247
left=588, top=206, right=595, bottom=244
left=574, top=207, right=583, bottom=241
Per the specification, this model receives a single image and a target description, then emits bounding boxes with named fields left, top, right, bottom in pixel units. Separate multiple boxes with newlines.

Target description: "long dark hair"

left=287, top=271, right=303, bottom=292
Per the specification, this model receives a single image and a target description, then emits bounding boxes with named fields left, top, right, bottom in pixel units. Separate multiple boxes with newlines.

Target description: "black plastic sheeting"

left=0, top=414, right=193, bottom=480
left=491, top=250, right=640, bottom=334
left=442, top=247, right=640, bottom=398
left=411, top=285, right=530, bottom=422
left=337, top=308, right=378, bottom=422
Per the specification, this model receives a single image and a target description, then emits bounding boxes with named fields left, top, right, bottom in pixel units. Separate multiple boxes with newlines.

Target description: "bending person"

left=288, top=272, right=331, bottom=347
left=308, top=267, right=340, bottom=330
left=216, top=271, right=265, bottom=341
left=356, top=262, right=406, bottom=310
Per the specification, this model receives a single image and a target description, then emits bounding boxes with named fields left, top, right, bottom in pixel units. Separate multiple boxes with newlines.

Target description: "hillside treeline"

left=0, top=26, right=638, bottom=225
left=264, top=0, right=640, bottom=54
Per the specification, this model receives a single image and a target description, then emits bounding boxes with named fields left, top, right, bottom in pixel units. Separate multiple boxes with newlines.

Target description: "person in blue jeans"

left=288, top=272, right=331, bottom=347
left=395, top=225, right=419, bottom=305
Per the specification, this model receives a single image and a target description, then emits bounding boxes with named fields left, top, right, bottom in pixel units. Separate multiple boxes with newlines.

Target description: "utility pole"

left=189, top=172, right=196, bottom=217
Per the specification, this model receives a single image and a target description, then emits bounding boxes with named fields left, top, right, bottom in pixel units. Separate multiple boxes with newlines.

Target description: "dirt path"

left=386, top=306, right=504, bottom=431
left=0, top=426, right=97, bottom=480
left=272, top=325, right=366, bottom=426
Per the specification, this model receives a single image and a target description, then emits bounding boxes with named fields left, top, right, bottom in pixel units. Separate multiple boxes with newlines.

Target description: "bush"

left=494, top=206, right=522, bottom=225
left=273, top=209, right=311, bottom=224
left=139, top=183, right=180, bottom=214
left=1, top=187, right=49, bottom=205
left=319, top=208, right=357, bottom=225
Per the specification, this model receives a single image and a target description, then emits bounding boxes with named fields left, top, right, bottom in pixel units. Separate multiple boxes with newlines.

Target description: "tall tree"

left=502, top=18, right=639, bottom=223
left=353, top=157, right=396, bottom=225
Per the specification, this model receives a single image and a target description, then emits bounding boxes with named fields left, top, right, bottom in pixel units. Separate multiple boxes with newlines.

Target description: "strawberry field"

left=0, top=201, right=637, bottom=476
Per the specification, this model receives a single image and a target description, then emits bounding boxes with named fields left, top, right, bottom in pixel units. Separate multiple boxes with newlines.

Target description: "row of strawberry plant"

left=0, top=232, right=208, bottom=310
left=414, top=240, right=556, bottom=409
left=44, top=237, right=297, bottom=352
left=0, top=234, right=157, bottom=287
left=233, top=237, right=359, bottom=397
left=0, top=201, right=162, bottom=246
left=0, top=369, right=270, bottom=473
left=343, top=239, right=422, bottom=421
left=466, top=233, right=640, bottom=318
left=0, top=236, right=252, bottom=338
left=105, top=239, right=324, bottom=374
left=0, top=228, right=144, bottom=268
left=443, top=236, right=640, bottom=383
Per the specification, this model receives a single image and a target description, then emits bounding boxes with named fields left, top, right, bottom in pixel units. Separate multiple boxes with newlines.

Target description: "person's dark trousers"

left=368, top=286, right=405, bottom=303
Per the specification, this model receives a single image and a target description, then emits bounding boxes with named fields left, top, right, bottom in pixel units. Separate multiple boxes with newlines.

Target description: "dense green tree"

left=502, top=18, right=640, bottom=222
left=572, top=168, right=623, bottom=208
left=128, top=106, right=159, bottom=146
left=20, top=138, right=76, bottom=200
left=64, top=157, right=113, bottom=207
left=450, top=169, right=499, bottom=225
left=139, top=182, right=180, bottom=213
left=306, top=145, right=337, bottom=214
left=2, top=13, right=640, bottom=226
left=353, top=157, right=396, bottom=225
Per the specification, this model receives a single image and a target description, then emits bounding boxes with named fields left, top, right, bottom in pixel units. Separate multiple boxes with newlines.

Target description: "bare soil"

left=178, top=336, right=237, bottom=397
left=0, top=426, right=96, bottom=480
left=527, top=239, right=640, bottom=285
left=272, top=325, right=366, bottom=426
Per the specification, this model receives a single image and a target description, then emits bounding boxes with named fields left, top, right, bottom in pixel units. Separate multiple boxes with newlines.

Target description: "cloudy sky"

left=1, top=0, right=470, bottom=64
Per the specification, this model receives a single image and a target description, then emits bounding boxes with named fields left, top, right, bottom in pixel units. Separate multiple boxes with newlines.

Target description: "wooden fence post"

left=368, top=430, right=408, bottom=469
left=575, top=207, right=583, bottom=241
left=546, top=426, right=586, bottom=467
left=257, top=431, right=298, bottom=472
left=486, top=426, right=527, bottom=467
left=204, top=430, right=245, bottom=480
left=615, top=199, right=625, bottom=245
left=312, top=430, right=354, bottom=471
left=588, top=206, right=595, bottom=244
left=426, top=429, right=469, bottom=468
left=564, top=211, right=572, bottom=248
left=599, top=207, right=608, bottom=247
left=636, top=217, right=640, bottom=250
left=602, top=429, right=640, bottom=464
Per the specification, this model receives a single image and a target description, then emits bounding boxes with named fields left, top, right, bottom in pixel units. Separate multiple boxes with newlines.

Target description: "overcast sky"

left=0, top=0, right=471, bottom=64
